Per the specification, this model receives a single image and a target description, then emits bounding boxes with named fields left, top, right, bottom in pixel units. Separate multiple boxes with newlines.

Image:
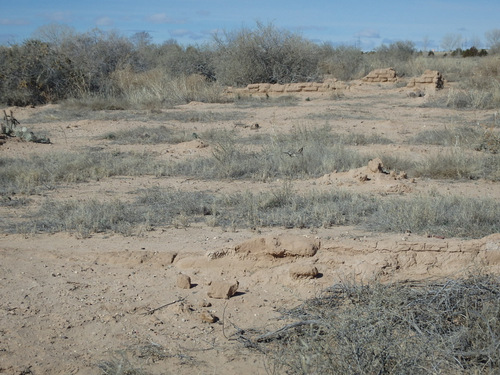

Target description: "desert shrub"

left=263, top=275, right=500, bottom=374
left=0, top=40, right=75, bottom=105
left=212, top=22, right=321, bottom=86
left=317, top=44, right=365, bottom=81
left=58, top=29, right=135, bottom=97
left=154, top=40, right=215, bottom=80
left=363, top=41, right=416, bottom=77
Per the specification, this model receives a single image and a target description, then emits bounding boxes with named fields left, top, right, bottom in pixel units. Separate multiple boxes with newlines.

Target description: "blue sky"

left=1, top=0, right=499, bottom=50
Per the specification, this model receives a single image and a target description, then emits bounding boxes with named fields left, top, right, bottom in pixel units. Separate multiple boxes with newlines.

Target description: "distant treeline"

left=0, top=22, right=496, bottom=106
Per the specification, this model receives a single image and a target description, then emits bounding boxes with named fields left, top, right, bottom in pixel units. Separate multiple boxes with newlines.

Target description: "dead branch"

left=142, top=297, right=185, bottom=315
left=255, top=320, right=325, bottom=342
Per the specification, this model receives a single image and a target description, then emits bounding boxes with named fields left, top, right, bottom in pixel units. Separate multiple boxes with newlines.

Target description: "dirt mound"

left=235, top=234, right=320, bottom=259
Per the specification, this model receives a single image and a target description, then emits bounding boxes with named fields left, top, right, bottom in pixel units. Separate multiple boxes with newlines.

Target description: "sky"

left=1, top=0, right=499, bottom=50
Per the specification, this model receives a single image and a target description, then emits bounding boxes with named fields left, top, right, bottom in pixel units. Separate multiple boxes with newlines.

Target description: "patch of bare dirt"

left=1, top=83, right=499, bottom=374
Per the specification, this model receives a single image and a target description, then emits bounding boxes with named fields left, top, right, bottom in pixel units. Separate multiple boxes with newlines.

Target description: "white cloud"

left=148, top=13, right=184, bottom=24
left=170, top=28, right=190, bottom=37
left=95, top=17, right=113, bottom=26
left=355, top=29, right=380, bottom=39
left=168, top=28, right=206, bottom=41
left=0, top=18, right=29, bottom=26
left=46, top=11, right=72, bottom=23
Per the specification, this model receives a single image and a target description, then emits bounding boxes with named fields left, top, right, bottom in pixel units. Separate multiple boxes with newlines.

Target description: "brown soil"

left=1, top=81, right=499, bottom=374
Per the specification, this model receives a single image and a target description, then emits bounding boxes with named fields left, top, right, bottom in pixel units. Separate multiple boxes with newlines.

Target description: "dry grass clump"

left=15, top=184, right=500, bottom=238
left=170, top=128, right=368, bottom=180
left=410, top=125, right=484, bottom=147
left=29, top=199, right=140, bottom=237
left=0, top=151, right=161, bottom=195
left=409, top=122, right=500, bottom=155
left=20, top=189, right=214, bottom=236
left=369, top=194, right=500, bottom=238
left=262, top=275, right=500, bottom=375
left=381, top=142, right=500, bottom=181
left=425, top=56, right=500, bottom=109
left=101, top=125, right=194, bottom=144
left=112, top=67, right=228, bottom=107
left=98, top=351, right=146, bottom=375
left=22, top=104, right=246, bottom=124
left=444, top=87, right=498, bottom=109
left=413, top=150, right=500, bottom=180
left=211, top=187, right=378, bottom=229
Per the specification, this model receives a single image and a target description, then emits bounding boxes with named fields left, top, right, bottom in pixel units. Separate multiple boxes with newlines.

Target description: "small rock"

left=207, top=280, right=239, bottom=299
left=177, top=274, right=192, bottom=289
left=200, top=311, right=218, bottom=323
left=199, top=300, right=212, bottom=308
left=289, top=265, right=319, bottom=280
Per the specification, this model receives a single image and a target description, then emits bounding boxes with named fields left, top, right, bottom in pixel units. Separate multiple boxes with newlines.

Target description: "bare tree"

left=440, top=33, right=463, bottom=51
left=422, top=35, right=430, bottom=52
left=485, top=29, right=500, bottom=53
left=32, top=23, right=75, bottom=47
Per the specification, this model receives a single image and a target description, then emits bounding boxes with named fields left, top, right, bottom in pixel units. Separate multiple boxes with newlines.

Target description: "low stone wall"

left=225, top=68, right=445, bottom=96
left=407, top=69, right=444, bottom=89
left=226, top=78, right=348, bottom=95
left=362, top=68, right=398, bottom=83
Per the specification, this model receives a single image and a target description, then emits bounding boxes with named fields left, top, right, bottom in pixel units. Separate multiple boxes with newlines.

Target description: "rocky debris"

left=2, top=110, right=51, bottom=144
left=390, top=170, right=407, bottom=179
left=176, top=274, right=192, bottom=289
left=207, top=280, right=239, bottom=299
left=235, top=235, right=320, bottom=259
left=289, top=265, right=319, bottom=280
left=407, top=69, right=444, bottom=90
left=367, top=158, right=386, bottom=173
left=206, top=248, right=233, bottom=260
left=199, top=300, right=212, bottom=308
left=171, top=301, right=195, bottom=315
left=407, top=89, right=425, bottom=98
left=363, top=68, right=398, bottom=83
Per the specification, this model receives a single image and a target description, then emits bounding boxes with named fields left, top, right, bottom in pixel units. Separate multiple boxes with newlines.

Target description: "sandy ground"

left=1, top=81, right=499, bottom=374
